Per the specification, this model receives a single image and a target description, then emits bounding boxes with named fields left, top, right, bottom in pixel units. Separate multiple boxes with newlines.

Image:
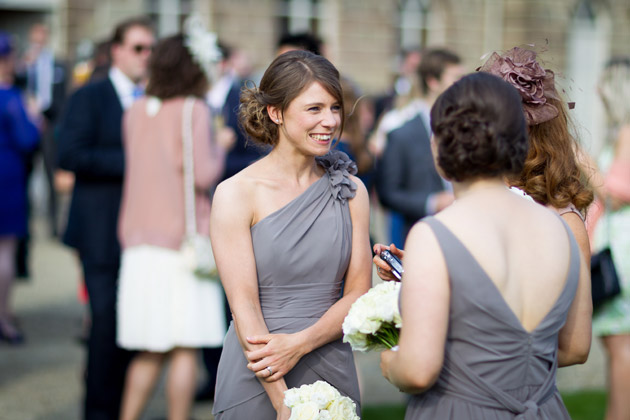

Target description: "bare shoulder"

left=403, top=220, right=445, bottom=279
left=407, top=219, right=438, bottom=246
left=560, top=211, right=590, bottom=264
left=212, top=172, right=256, bottom=220
left=346, top=175, right=369, bottom=228
left=348, top=175, right=369, bottom=206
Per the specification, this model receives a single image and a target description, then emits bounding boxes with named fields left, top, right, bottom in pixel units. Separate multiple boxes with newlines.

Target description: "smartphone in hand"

left=380, top=249, right=404, bottom=281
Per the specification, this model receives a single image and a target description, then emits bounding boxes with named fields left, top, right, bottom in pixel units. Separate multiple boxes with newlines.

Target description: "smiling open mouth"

left=311, top=134, right=332, bottom=143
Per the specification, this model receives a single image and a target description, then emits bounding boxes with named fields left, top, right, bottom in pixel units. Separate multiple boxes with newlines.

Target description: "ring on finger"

left=266, top=366, right=273, bottom=376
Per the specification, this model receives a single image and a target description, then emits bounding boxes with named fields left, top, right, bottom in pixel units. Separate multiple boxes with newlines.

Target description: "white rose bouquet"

left=342, top=281, right=402, bottom=352
left=284, top=380, right=360, bottom=420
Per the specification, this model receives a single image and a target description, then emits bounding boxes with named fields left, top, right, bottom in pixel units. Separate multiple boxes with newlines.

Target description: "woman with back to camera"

left=379, top=72, right=592, bottom=419
left=116, top=24, right=229, bottom=420
left=210, top=50, right=371, bottom=420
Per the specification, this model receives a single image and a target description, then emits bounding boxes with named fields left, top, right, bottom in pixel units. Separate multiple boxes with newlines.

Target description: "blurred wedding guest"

left=196, top=41, right=264, bottom=403
left=375, top=48, right=462, bottom=245
left=57, top=17, right=155, bottom=420
left=372, top=47, right=423, bottom=128
left=0, top=32, right=40, bottom=344
left=477, top=48, right=593, bottom=261
left=117, top=23, right=229, bottom=420
left=88, top=39, right=113, bottom=84
left=71, top=39, right=112, bottom=89
left=338, top=77, right=375, bottom=192
left=211, top=50, right=371, bottom=419
left=589, top=57, right=630, bottom=420
left=209, top=42, right=267, bottom=181
left=276, top=32, right=324, bottom=57
left=381, top=72, right=592, bottom=419
left=250, top=32, right=324, bottom=85
left=16, top=23, right=68, bottom=238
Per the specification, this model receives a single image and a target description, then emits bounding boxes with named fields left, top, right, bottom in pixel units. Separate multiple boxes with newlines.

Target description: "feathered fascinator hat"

left=477, top=47, right=561, bottom=126
left=184, top=14, right=222, bottom=83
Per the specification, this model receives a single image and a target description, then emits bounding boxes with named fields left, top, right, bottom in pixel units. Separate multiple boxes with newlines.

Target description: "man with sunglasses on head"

left=57, top=16, right=154, bottom=420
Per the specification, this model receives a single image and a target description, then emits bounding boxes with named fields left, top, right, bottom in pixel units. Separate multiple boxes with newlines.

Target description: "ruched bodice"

left=213, top=151, right=361, bottom=419
left=405, top=217, right=580, bottom=420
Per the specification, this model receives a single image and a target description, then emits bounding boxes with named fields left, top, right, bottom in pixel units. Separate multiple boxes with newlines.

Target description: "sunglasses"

left=132, top=44, right=154, bottom=54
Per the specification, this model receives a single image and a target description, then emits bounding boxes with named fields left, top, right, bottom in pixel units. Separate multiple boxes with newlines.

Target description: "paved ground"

left=0, top=217, right=607, bottom=419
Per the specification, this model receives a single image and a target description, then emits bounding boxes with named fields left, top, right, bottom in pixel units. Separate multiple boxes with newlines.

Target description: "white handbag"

left=179, top=97, right=219, bottom=280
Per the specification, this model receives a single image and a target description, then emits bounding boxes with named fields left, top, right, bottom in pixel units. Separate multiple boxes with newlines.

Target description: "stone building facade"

left=1, top=0, right=629, bottom=149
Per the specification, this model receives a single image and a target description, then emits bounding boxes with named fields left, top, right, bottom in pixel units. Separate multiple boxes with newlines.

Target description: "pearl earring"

left=276, top=119, right=279, bottom=123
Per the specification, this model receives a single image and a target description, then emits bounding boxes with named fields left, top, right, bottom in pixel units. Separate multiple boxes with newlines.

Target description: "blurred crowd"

left=1, top=12, right=630, bottom=420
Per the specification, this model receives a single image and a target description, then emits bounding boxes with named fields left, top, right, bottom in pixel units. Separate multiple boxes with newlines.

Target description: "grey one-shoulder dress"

left=213, top=151, right=361, bottom=419
left=404, top=217, right=580, bottom=420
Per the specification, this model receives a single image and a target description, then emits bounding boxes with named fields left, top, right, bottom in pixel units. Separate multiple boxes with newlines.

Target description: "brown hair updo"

left=430, top=72, right=529, bottom=182
left=146, top=34, right=208, bottom=99
left=239, top=50, right=344, bottom=147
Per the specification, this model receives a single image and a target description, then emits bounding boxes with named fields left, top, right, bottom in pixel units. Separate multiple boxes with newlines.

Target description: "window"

left=397, top=0, right=431, bottom=50
left=277, top=0, right=321, bottom=35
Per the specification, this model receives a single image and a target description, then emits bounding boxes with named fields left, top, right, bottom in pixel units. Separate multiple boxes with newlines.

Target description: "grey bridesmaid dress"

left=213, top=151, right=361, bottom=419
left=404, top=217, right=580, bottom=419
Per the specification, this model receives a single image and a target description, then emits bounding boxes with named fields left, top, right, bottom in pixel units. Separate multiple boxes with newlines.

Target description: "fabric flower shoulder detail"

left=316, top=150, right=358, bottom=202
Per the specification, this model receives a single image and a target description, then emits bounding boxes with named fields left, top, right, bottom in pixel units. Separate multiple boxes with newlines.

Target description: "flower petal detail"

left=477, top=47, right=561, bottom=126
left=316, top=150, right=358, bottom=202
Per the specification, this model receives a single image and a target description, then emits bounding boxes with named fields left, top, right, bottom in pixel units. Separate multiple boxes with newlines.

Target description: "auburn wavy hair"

left=509, top=96, right=593, bottom=213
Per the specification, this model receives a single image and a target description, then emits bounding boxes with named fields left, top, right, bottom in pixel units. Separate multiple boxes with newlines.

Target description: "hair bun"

left=238, top=85, right=278, bottom=147
left=430, top=73, right=529, bottom=182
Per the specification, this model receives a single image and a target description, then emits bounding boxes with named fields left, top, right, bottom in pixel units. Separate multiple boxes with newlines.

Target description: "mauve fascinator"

left=477, top=47, right=560, bottom=126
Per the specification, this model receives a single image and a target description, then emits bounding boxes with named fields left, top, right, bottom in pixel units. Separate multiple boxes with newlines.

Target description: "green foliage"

left=362, top=404, right=406, bottom=420
left=361, top=390, right=607, bottom=420
left=562, top=390, right=607, bottom=420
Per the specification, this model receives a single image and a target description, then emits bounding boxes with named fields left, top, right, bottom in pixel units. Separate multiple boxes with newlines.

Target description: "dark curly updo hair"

left=239, top=50, right=344, bottom=147
left=430, top=72, right=528, bottom=182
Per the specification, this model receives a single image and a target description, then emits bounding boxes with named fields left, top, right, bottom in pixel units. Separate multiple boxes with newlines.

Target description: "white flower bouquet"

left=284, top=380, right=360, bottom=420
left=342, top=281, right=402, bottom=352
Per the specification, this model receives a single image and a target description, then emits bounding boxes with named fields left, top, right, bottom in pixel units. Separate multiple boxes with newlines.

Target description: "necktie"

left=132, top=85, right=144, bottom=100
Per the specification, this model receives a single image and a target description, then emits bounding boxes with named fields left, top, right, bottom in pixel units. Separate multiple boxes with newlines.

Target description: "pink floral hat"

left=477, top=47, right=560, bottom=126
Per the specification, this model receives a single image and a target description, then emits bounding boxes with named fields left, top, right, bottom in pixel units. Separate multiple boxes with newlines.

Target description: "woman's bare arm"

left=210, top=179, right=289, bottom=413
left=380, top=222, right=450, bottom=393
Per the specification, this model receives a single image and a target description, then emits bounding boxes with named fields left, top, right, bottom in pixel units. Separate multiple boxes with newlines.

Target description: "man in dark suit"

left=57, top=17, right=154, bottom=420
left=377, top=49, right=463, bottom=240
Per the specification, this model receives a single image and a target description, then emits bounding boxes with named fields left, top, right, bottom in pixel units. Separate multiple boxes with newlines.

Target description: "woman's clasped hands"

left=245, top=332, right=308, bottom=382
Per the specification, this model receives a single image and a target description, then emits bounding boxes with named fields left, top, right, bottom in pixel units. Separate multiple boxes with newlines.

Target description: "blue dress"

left=0, top=86, right=40, bottom=237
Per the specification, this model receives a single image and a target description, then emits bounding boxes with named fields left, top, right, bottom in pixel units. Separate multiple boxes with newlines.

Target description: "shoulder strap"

left=557, top=216, right=581, bottom=294
left=182, top=97, right=196, bottom=238
left=421, top=217, right=477, bottom=281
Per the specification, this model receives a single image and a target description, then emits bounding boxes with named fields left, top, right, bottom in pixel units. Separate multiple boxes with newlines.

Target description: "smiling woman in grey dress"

left=380, top=72, right=593, bottom=419
left=210, top=50, right=371, bottom=420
